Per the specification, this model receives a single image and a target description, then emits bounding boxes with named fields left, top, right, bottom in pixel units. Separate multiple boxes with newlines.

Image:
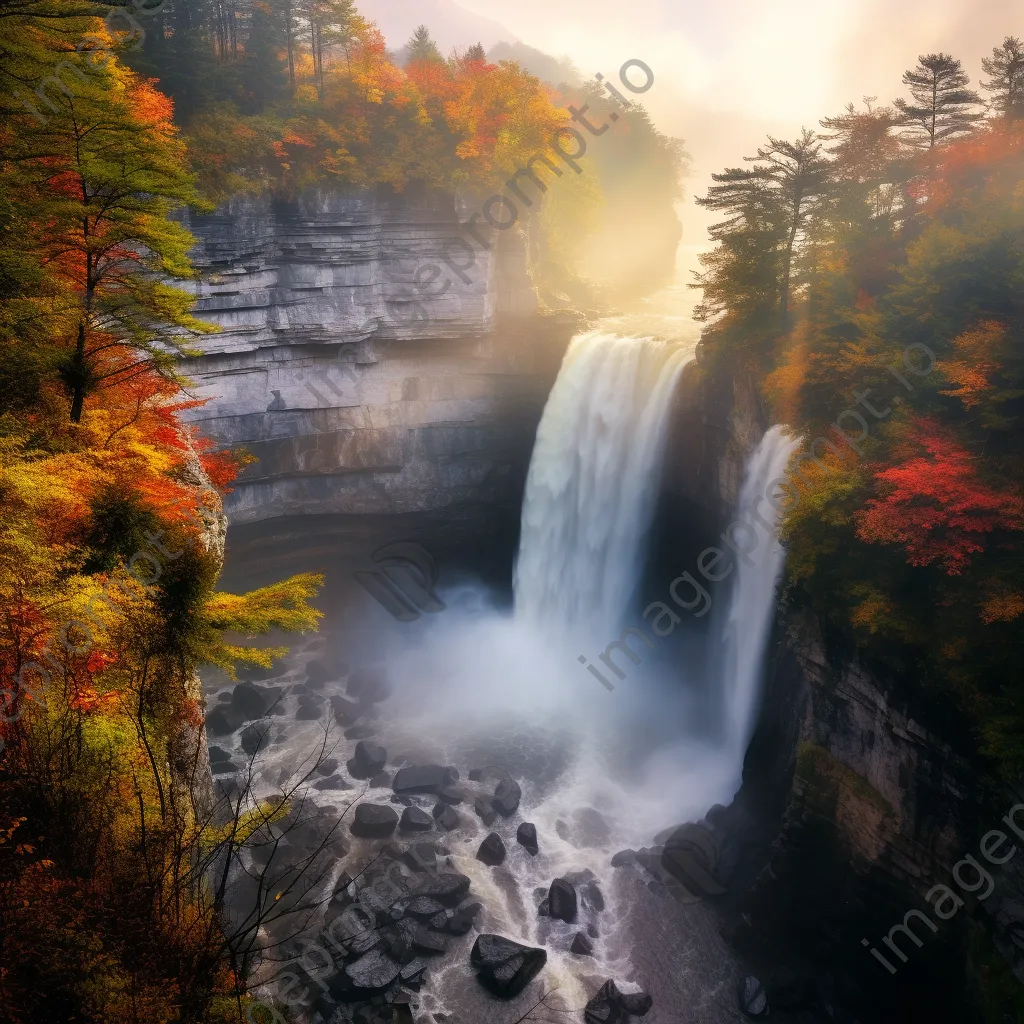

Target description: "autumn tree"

left=894, top=53, right=984, bottom=149
left=981, top=36, right=1024, bottom=122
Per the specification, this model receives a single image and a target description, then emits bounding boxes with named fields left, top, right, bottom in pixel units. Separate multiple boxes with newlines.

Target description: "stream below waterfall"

left=206, top=305, right=799, bottom=1024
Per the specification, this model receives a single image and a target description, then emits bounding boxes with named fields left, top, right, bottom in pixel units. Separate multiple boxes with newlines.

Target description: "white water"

left=514, top=331, right=692, bottom=643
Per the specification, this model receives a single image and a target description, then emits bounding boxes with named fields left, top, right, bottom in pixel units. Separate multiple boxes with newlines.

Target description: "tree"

left=981, top=36, right=1024, bottom=122
left=405, top=24, right=442, bottom=64
left=464, top=42, right=486, bottom=63
left=12, top=57, right=213, bottom=422
left=894, top=53, right=983, bottom=149
left=697, top=129, right=831, bottom=332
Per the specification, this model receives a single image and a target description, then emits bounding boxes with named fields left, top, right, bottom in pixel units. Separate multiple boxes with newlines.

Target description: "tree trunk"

left=69, top=322, right=87, bottom=423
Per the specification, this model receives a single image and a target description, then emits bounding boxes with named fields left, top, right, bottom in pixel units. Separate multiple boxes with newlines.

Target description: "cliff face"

left=665, top=355, right=1024, bottom=1022
left=177, top=189, right=573, bottom=525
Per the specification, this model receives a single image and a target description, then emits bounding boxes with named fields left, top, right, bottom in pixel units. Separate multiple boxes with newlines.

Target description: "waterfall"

left=514, top=331, right=692, bottom=641
left=716, top=424, right=801, bottom=770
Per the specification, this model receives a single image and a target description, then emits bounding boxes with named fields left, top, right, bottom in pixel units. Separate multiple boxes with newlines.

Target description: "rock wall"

left=663, top=353, right=1024, bottom=1023
left=177, top=189, right=575, bottom=525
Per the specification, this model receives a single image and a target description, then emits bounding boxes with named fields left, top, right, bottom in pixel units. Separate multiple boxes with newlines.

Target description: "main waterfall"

left=514, top=331, right=692, bottom=641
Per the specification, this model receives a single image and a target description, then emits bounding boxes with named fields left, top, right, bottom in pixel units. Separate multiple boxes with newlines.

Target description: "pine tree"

left=406, top=24, right=443, bottom=64
left=465, top=43, right=486, bottom=63
left=981, top=37, right=1024, bottom=123
left=894, top=53, right=983, bottom=149
left=698, top=129, right=831, bottom=331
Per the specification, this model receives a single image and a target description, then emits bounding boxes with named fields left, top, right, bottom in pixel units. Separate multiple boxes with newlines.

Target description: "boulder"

left=240, top=722, right=271, bottom=757
left=474, top=797, right=498, bottom=827
left=410, top=872, right=471, bottom=906
left=412, top=926, right=447, bottom=955
left=206, top=705, right=243, bottom=737
left=295, top=703, right=323, bottom=721
left=231, top=682, right=270, bottom=720
left=351, top=740, right=387, bottom=778
left=405, top=896, right=446, bottom=918
left=330, top=693, right=362, bottom=722
left=351, top=804, right=399, bottom=839
left=476, top=832, right=506, bottom=866
left=737, top=976, right=769, bottom=1018
left=516, top=822, right=539, bottom=855
left=347, top=666, right=391, bottom=704
left=610, top=849, right=637, bottom=868
left=492, top=778, right=522, bottom=817
left=392, top=764, right=458, bottom=795
left=400, top=807, right=434, bottom=833
left=470, top=934, right=547, bottom=998
left=584, top=980, right=653, bottom=1023
left=436, top=785, right=465, bottom=804
left=343, top=949, right=401, bottom=993
left=315, top=757, right=339, bottom=776
left=661, top=822, right=727, bottom=898
left=548, top=878, right=578, bottom=923
left=435, top=805, right=460, bottom=831
left=570, top=932, right=594, bottom=956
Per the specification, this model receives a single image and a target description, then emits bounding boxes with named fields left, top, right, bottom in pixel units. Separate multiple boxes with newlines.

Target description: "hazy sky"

left=448, top=0, right=1022, bottom=276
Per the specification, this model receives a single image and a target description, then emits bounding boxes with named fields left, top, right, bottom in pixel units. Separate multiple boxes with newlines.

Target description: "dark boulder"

left=470, top=934, right=547, bottom=998
left=436, top=784, right=465, bottom=804
left=548, top=878, right=577, bottom=923
left=206, top=705, right=243, bottom=737
left=405, top=896, right=446, bottom=917
left=411, top=926, right=447, bottom=954
left=584, top=980, right=653, bottom=1023
left=400, top=806, right=434, bottom=833
left=661, top=822, right=727, bottom=899
left=315, top=757, right=339, bottom=776
left=343, top=949, right=401, bottom=993
left=392, top=765, right=458, bottom=796
left=347, top=665, right=391, bottom=704
left=516, top=822, right=538, bottom=855
left=492, top=778, right=522, bottom=817
left=476, top=832, right=506, bottom=866
left=330, top=693, right=362, bottom=722
left=240, top=722, right=271, bottom=757
left=314, top=775, right=351, bottom=791
left=570, top=932, right=594, bottom=956
left=351, top=740, right=387, bottom=778
left=434, top=804, right=460, bottom=831
left=231, top=682, right=270, bottom=720
left=411, top=872, right=471, bottom=906
left=474, top=796, right=498, bottom=827
left=351, top=804, right=399, bottom=838
left=737, top=976, right=769, bottom=1019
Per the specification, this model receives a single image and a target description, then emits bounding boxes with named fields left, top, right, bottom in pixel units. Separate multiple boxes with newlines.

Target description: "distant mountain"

left=487, top=41, right=582, bottom=89
left=357, top=0, right=518, bottom=57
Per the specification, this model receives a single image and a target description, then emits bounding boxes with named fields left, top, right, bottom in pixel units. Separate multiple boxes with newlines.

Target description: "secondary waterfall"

left=715, top=425, right=801, bottom=773
left=514, top=331, right=692, bottom=641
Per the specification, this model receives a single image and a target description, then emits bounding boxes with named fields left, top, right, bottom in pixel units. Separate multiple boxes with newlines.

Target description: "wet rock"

left=351, top=740, right=387, bottom=778
left=662, top=823, right=727, bottom=898
left=351, top=804, right=399, bottom=838
left=313, top=775, right=351, bottom=791
left=436, top=785, right=465, bottom=804
left=548, top=878, right=578, bottom=923
left=492, top=778, right=522, bottom=817
left=737, top=976, right=769, bottom=1018
left=584, top=980, right=653, bottom=1023
left=212, top=759, right=237, bottom=775
left=344, top=724, right=375, bottom=739
left=231, top=681, right=270, bottom=720
left=405, top=896, right=446, bottom=917
left=400, top=807, right=434, bottom=833
left=208, top=745, right=233, bottom=764
left=434, top=805, right=460, bottom=831
left=295, top=703, right=324, bottom=721
left=410, top=872, right=471, bottom=906
left=474, top=797, right=498, bottom=827
left=446, top=906, right=478, bottom=935
left=412, top=926, right=447, bottom=954
left=392, top=765, right=458, bottom=796
left=304, top=660, right=334, bottom=686
left=516, top=822, right=539, bottom=855
left=476, top=832, right=506, bottom=866
left=368, top=772, right=392, bottom=788
left=344, top=949, right=401, bottom=993
left=402, top=842, right=438, bottom=873
left=206, top=705, right=243, bottom=737
left=467, top=768, right=486, bottom=781
left=315, top=757, right=339, bottom=776
left=570, top=931, right=594, bottom=956
left=329, top=693, right=362, bottom=722
left=470, top=934, right=547, bottom=998
left=240, top=722, right=271, bottom=757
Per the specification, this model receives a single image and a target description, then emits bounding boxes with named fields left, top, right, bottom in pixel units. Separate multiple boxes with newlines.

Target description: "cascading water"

left=514, top=331, right=692, bottom=643
left=715, top=425, right=801, bottom=775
